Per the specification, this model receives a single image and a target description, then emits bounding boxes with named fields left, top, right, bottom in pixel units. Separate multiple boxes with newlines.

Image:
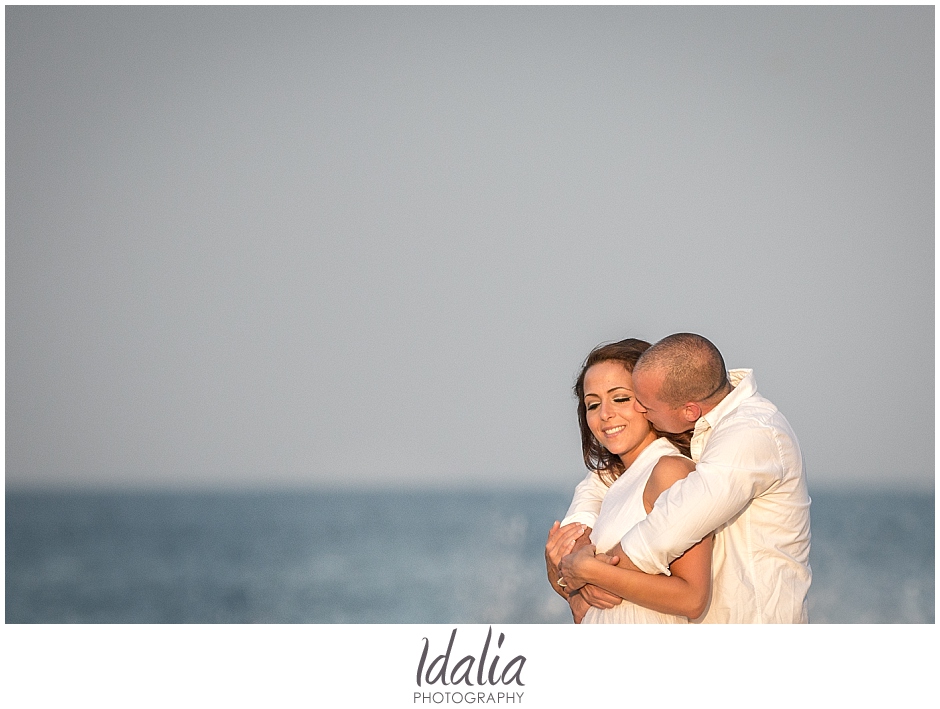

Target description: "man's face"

left=632, top=368, right=695, bottom=434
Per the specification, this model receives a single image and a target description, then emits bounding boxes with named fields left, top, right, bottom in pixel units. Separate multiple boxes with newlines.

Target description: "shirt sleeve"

left=560, top=470, right=608, bottom=527
left=619, top=420, right=782, bottom=575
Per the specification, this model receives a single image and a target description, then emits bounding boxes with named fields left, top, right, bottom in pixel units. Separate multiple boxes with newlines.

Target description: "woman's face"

left=583, top=360, right=657, bottom=469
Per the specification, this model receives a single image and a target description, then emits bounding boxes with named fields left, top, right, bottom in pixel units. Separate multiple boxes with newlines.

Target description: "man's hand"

left=567, top=590, right=590, bottom=624
left=605, top=542, right=641, bottom=572
left=579, top=584, right=623, bottom=609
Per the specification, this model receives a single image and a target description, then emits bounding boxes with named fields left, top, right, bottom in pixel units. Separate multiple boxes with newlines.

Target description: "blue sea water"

left=5, top=489, right=934, bottom=623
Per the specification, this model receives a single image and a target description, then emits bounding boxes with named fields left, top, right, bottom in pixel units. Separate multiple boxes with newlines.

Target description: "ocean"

left=5, top=489, right=934, bottom=624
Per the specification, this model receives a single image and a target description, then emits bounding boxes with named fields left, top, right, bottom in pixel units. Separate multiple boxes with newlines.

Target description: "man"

left=551, top=333, right=811, bottom=623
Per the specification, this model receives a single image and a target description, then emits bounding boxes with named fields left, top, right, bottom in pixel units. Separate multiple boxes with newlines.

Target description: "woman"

left=545, top=338, right=713, bottom=623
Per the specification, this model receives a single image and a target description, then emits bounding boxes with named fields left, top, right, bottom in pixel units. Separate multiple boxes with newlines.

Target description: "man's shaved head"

left=634, top=333, right=729, bottom=407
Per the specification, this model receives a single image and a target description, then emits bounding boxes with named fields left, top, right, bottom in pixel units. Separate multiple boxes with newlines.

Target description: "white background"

left=4, top=624, right=937, bottom=706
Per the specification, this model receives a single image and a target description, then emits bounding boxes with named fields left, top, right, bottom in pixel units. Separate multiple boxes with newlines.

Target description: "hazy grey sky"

left=6, top=6, right=934, bottom=491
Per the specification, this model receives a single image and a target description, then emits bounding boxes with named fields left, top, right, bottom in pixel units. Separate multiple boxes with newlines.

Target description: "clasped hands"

left=545, top=521, right=623, bottom=614
left=559, top=543, right=620, bottom=591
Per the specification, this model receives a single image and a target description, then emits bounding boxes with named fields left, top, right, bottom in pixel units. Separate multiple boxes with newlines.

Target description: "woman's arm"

left=562, top=535, right=712, bottom=619
left=559, top=455, right=713, bottom=620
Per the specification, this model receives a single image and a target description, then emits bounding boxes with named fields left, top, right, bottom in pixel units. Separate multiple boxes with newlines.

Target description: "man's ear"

left=682, top=403, right=702, bottom=422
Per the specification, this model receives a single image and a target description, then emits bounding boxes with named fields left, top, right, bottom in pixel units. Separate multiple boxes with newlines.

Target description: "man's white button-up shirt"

left=561, top=369, right=812, bottom=623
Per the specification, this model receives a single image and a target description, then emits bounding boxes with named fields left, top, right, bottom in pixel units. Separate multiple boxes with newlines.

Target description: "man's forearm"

left=619, top=461, right=761, bottom=574
left=561, top=471, right=607, bottom=527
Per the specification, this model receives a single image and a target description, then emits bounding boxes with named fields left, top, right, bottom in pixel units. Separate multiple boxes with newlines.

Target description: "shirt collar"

left=699, top=368, right=755, bottom=431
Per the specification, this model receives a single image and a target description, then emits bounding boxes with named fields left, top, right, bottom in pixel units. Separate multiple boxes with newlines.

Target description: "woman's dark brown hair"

left=574, top=338, right=692, bottom=487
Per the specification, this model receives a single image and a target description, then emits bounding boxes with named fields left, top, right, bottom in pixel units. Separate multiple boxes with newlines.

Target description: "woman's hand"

left=561, top=545, right=625, bottom=608
left=546, top=521, right=587, bottom=567
left=559, top=543, right=600, bottom=591
left=545, top=521, right=587, bottom=596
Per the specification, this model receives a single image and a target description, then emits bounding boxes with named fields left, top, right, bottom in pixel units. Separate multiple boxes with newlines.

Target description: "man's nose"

left=633, top=399, right=646, bottom=413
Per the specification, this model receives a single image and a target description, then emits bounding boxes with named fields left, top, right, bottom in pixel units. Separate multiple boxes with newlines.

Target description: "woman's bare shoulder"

left=643, top=455, right=696, bottom=512
left=652, top=454, right=695, bottom=482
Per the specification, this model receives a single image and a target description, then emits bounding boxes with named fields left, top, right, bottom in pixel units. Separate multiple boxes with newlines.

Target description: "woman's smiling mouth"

left=603, top=425, right=626, bottom=436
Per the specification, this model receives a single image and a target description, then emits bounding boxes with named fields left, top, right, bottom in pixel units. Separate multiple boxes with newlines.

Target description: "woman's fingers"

left=546, top=520, right=582, bottom=545
left=547, top=523, right=582, bottom=552
left=546, top=523, right=587, bottom=565
left=558, top=543, right=596, bottom=590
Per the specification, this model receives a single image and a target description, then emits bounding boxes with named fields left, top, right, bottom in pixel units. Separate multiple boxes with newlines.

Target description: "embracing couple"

left=545, top=333, right=812, bottom=623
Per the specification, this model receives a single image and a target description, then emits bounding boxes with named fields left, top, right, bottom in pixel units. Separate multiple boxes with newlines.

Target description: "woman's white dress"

left=581, top=437, right=691, bottom=624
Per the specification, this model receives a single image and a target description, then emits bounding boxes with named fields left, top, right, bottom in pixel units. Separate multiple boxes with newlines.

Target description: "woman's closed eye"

left=586, top=396, right=631, bottom=410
